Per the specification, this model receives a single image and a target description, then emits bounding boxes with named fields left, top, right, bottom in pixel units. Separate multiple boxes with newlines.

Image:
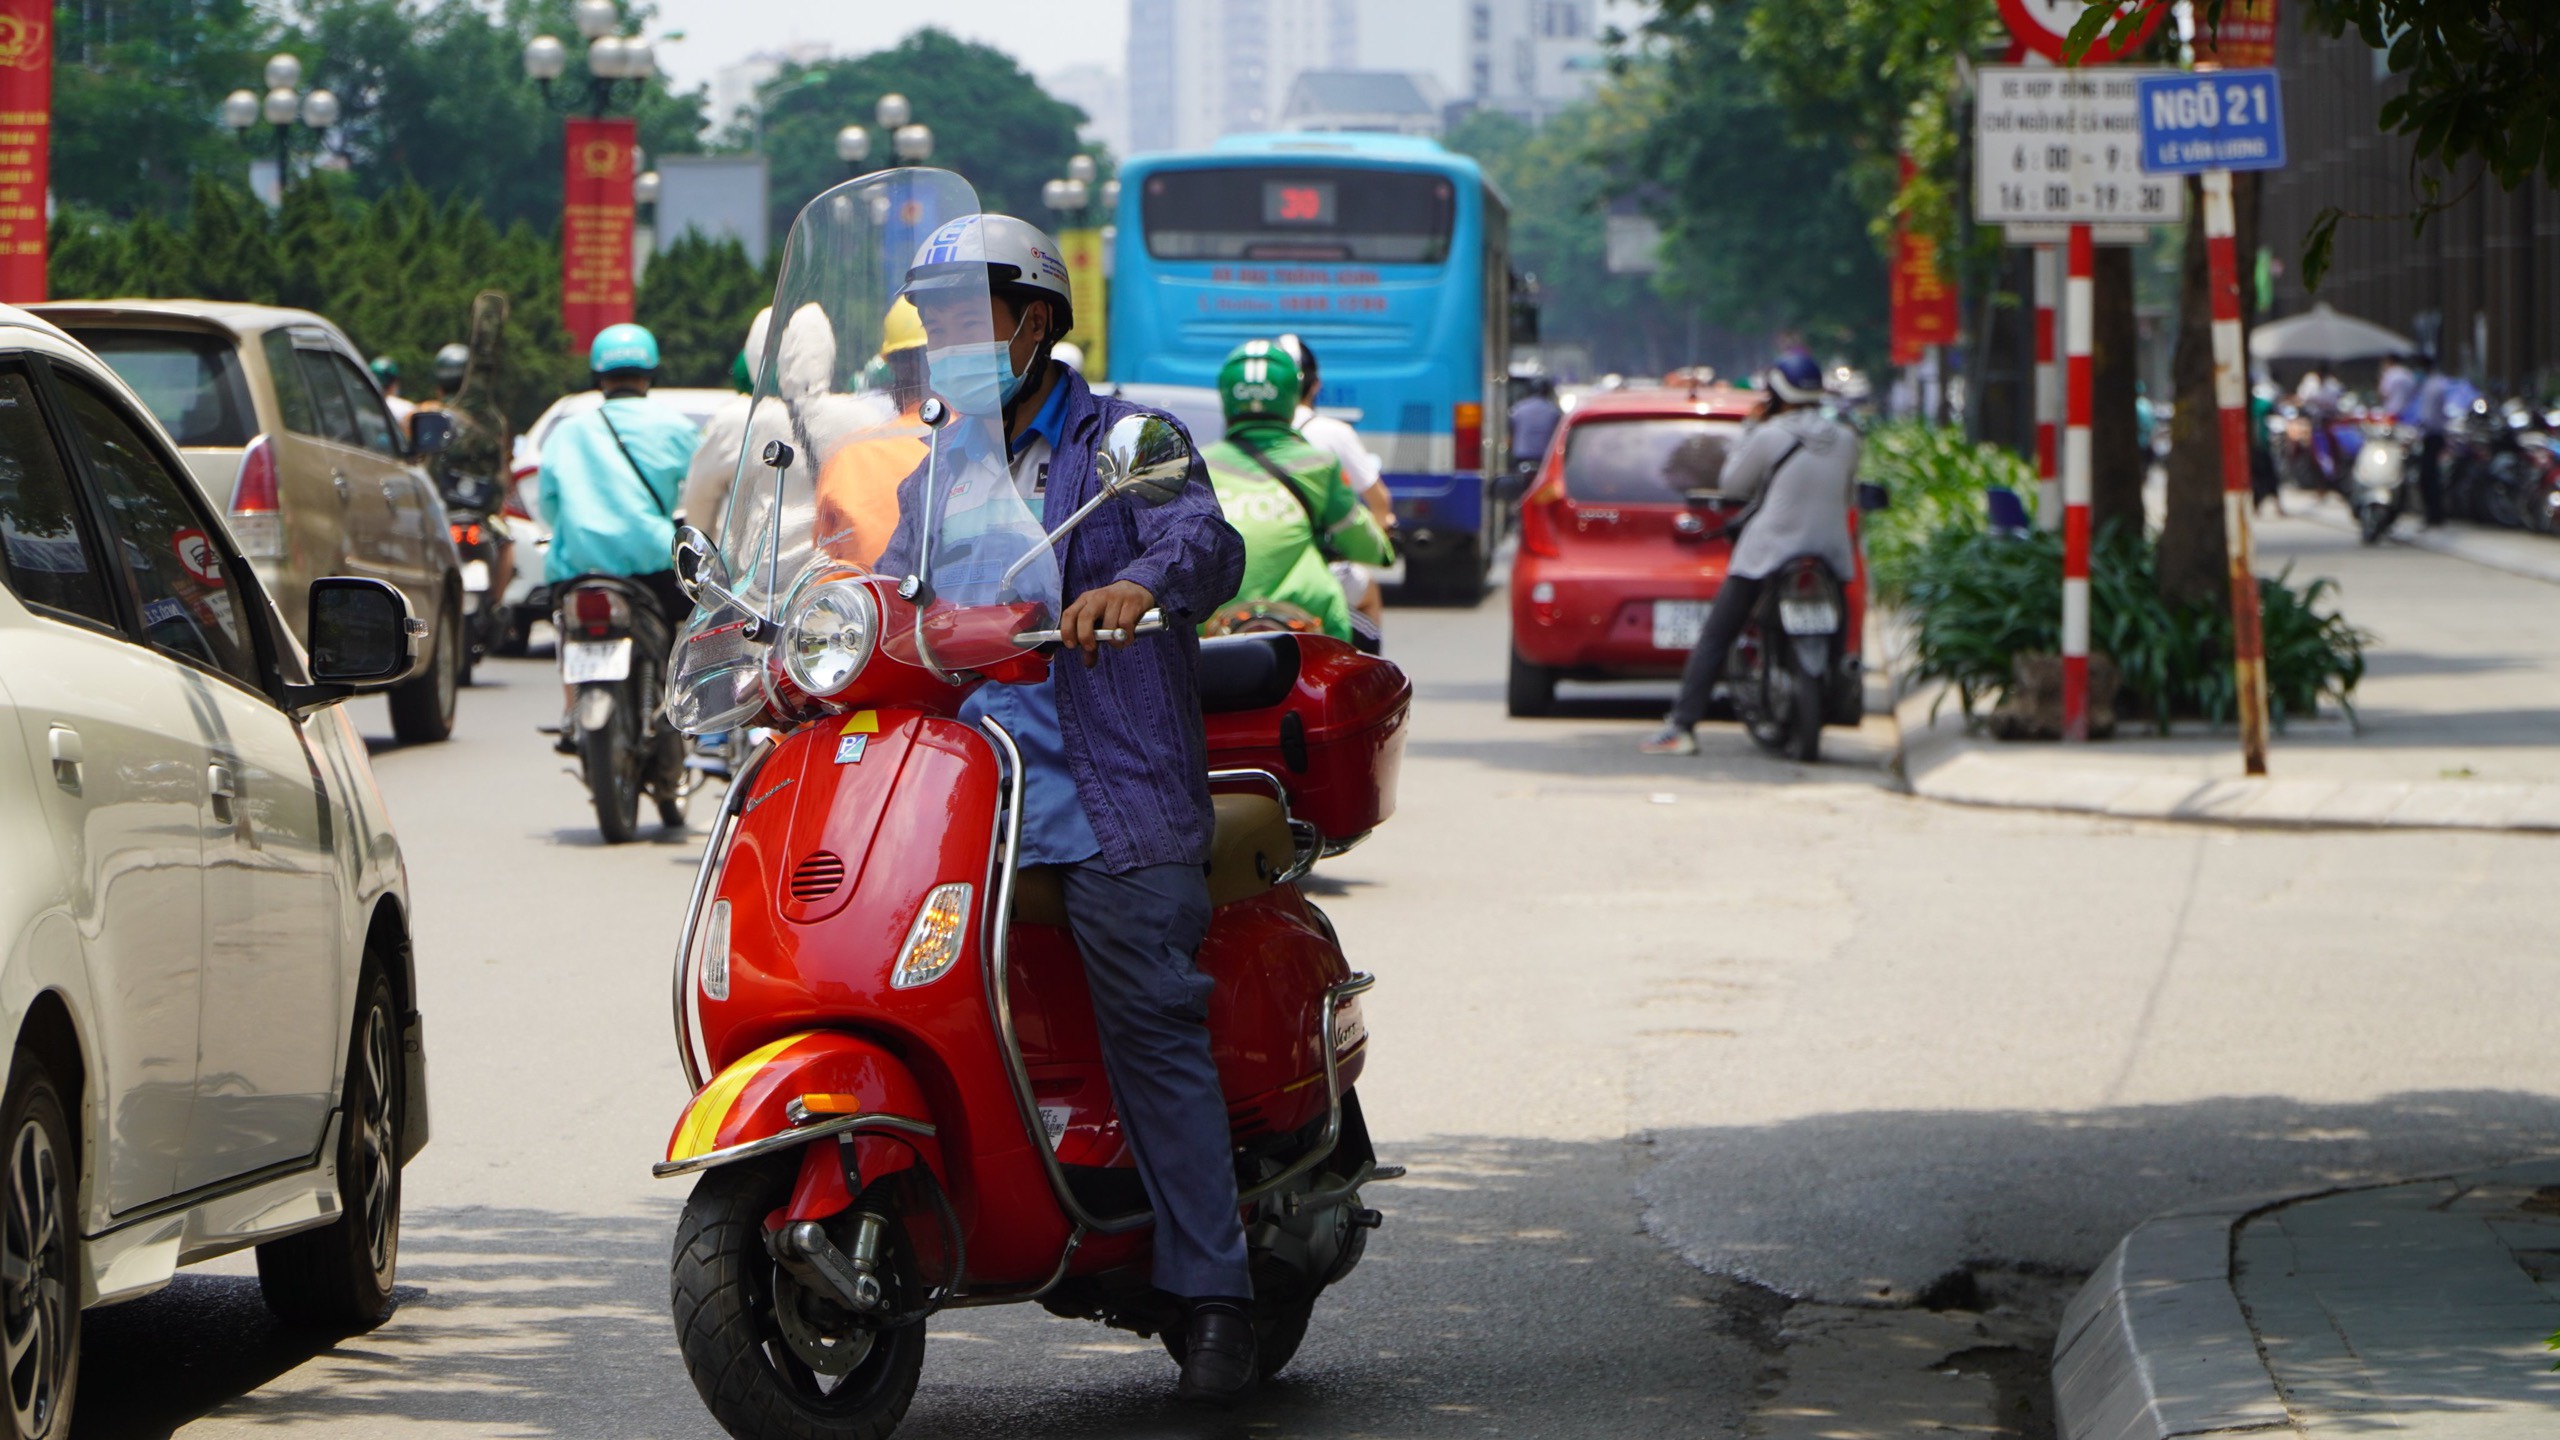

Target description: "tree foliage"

left=1442, top=105, right=1667, bottom=373
left=1616, top=7, right=1892, bottom=367
left=746, top=29, right=1096, bottom=246
left=636, top=232, right=767, bottom=389
left=2074, top=0, right=2560, bottom=285
left=51, top=0, right=706, bottom=229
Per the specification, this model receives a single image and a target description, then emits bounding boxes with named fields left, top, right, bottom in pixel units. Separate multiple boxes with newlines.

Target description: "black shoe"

left=1176, top=1302, right=1258, bottom=1409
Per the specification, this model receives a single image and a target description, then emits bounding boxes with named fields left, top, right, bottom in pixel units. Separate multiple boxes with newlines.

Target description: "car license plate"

left=462, top=559, right=491, bottom=593
left=1652, top=600, right=1710, bottom=651
left=560, top=638, right=632, bottom=684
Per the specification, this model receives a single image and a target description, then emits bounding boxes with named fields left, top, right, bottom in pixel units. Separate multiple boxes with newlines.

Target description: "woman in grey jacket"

left=1642, top=351, right=1860, bottom=755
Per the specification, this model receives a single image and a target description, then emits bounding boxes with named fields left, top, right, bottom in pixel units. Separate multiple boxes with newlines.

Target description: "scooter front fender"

left=655, top=1030, right=940, bottom=1181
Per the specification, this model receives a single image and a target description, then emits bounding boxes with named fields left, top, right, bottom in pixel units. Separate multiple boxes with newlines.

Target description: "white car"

left=0, top=305, right=430, bottom=1434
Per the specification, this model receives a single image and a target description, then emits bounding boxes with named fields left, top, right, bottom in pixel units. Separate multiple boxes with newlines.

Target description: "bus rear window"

left=67, top=329, right=256, bottom=448
left=1561, top=420, right=1741, bottom=504
left=1143, top=167, right=1454, bottom=264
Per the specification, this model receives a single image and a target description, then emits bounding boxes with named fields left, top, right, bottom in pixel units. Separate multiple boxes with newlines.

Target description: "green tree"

left=1444, top=104, right=1672, bottom=373
left=637, top=233, right=765, bottom=388
left=51, top=0, right=272, bottom=218
left=748, top=29, right=1095, bottom=245
left=1617, top=11, right=1891, bottom=369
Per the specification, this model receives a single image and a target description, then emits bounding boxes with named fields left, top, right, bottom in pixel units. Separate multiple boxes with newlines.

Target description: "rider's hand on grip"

left=1058, top=581, right=1159, bottom=665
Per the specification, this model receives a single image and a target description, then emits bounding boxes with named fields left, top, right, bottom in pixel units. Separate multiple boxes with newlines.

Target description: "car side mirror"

left=1856, top=481, right=1892, bottom=513
left=410, top=410, right=456, bottom=456
left=1097, top=413, right=1192, bottom=507
left=307, top=577, right=419, bottom=686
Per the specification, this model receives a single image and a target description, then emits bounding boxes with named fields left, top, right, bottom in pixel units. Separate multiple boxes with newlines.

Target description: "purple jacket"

left=883, top=368, right=1244, bottom=870
left=1041, top=370, right=1245, bottom=870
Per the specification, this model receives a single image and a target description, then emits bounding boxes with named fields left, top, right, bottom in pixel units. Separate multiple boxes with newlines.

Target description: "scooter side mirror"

left=671, top=524, right=724, bottom=604
left=1097, top=413, right=1192, bottom=507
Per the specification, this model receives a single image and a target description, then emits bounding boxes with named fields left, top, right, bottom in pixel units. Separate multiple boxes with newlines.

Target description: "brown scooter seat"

left=1010, top=793, right=1295, bottom=927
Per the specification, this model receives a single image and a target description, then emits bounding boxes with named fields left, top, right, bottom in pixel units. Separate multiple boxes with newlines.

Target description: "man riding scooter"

left=1202, top=338, right=1393, bottom=645
left=1641, top=349, right=1859, bottom=755
left=888, top=212, right=1263, bottom=1405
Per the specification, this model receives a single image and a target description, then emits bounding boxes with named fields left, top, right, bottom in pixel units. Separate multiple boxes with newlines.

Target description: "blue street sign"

left=2135, top=69, right=2286, bottom=174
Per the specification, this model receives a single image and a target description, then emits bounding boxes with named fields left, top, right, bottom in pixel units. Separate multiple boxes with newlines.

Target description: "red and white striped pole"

left=2062, top=224, right=2093, bottom=741
left=2034, top=243, right=2060, bottom=528
left=2203, top=169, right=2270, bottom=774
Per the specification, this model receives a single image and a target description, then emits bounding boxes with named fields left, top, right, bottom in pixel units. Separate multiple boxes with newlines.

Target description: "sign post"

left=0, top=0, right=51, bottom=304
left=562, top=116, right=638, bottom=357
left=2138, top=67, right=2285, bottom=776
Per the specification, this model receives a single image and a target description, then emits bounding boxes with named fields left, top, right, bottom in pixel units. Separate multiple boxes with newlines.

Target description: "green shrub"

left=1859, top=421, right=2040, bottom=604
left=1901, top=519, right=2366, bottom=732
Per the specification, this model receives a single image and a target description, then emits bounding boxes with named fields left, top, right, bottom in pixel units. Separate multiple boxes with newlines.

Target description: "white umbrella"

left=2250, top=301, right=2416, bottom=363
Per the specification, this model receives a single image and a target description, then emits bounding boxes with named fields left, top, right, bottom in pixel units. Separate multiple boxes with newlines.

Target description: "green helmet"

left=1217, top=339, right=1299, bottom=423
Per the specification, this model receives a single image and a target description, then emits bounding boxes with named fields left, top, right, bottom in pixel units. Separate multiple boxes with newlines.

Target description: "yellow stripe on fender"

left=668, top=1034, right=810, bottom=1164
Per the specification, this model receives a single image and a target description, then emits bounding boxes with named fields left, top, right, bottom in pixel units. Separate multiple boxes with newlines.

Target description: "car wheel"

left=0, top=1051, right=78, bottom=1440
left=1506, top=650, right=1556, bottom=717
left=256, top=967, right=402, bottom=1330
left=388, top=597, right=460, bottom=745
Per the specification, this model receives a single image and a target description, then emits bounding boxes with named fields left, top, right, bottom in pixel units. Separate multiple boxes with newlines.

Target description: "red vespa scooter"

left=652, top=168, right=1408, bottom=1439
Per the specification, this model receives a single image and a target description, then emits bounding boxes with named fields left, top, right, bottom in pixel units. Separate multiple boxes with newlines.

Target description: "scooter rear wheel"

left=672, top=1156, right=926, bottom=1440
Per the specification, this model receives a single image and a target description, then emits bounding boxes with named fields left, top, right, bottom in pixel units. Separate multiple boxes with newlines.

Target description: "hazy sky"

left=649, top=0, right=1130, bottom=94
left=646, top=0, right=1483, bottom=99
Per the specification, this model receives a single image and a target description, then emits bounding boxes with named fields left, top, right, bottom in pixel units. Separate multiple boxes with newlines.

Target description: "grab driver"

left=886, top=214, right=1260, bottom=1406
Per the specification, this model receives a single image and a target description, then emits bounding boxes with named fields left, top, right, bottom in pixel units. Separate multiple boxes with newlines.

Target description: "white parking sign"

left=1974, top=65, right=2187, bottom=227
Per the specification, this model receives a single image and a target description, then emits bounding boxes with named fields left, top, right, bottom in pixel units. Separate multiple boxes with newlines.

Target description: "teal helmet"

left=368, top=354, right=400, bottom=385
left=588, top=322, right=660, bottom=375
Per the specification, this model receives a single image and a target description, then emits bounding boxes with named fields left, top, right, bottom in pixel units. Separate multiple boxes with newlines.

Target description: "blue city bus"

left=1109, top=133, right=1512, bottom=599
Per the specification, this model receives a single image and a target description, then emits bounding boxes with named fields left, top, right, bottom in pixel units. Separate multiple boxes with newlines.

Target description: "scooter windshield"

left=666, top=168, right=1062, bottom=733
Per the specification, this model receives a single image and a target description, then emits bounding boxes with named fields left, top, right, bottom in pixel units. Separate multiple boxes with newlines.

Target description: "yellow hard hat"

left=882, top=298, right=926, bottom=356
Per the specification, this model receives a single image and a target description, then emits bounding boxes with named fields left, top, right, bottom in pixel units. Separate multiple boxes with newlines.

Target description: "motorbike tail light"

left=572, top=585, right=625, bottom=639
left=1453, top=402, right=1483, bottom=472
left=891, top=883, right=973, bottom=989
left=228, top=434, right=284, bottom=560
left=452, top=522, right=483, bottom=547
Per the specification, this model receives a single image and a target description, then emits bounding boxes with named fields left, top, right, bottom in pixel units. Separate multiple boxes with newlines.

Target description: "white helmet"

left=905, top=212, right=1076, bottom=332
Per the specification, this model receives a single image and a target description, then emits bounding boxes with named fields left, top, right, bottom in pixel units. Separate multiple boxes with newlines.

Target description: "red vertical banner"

left=2196, top=0, right=2278, bottom=67
left=1888, top=156, right=1958, bottom=366
left=0, top=0, right=52, bottom=304
left=561, top=116, right=637, bottom=355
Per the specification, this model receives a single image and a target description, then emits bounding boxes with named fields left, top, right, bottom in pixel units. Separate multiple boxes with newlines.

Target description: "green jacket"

left=1203, top=419, right=1394, bottom=641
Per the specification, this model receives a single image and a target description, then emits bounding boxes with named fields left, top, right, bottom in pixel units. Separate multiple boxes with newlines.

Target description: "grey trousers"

left=1059, top=860, right=1253, bottom=1299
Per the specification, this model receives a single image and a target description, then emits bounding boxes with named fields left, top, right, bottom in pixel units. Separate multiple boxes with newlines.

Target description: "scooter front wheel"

left=672, top=1156, right=926, bottom=1440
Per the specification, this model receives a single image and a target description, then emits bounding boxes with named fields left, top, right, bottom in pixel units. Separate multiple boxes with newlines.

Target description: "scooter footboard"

left=656, top=1031, right=940, bottom=1182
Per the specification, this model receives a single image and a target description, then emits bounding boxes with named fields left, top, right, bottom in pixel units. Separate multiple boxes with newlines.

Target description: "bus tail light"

left=1453, top=402, right=1483, bottom=472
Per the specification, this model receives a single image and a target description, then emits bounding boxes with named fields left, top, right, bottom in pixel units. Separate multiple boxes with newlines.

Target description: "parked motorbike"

left=554, top=573, right=687, bottom=842
left=652, top=168, right=1403, bottom=1439
left=2349, top=422, right=2417, bottom=544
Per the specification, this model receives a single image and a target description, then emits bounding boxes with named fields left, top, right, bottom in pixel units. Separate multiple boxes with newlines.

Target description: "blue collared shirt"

left=958, top=379, right=1098, bottom=867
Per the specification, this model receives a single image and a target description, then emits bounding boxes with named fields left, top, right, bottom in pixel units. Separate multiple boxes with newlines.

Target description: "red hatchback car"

left=1506, top=386, right=1866, bottom=716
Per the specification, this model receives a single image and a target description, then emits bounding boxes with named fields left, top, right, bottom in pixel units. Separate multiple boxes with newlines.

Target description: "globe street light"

left=892, top=122, right=933, bottom=165
left=1067, top=153, right=1097, bottom=186
left=875, top=93, right=911, bottom=130
left=634, top=170, right=662, bottom=206
left=226, top=55, right=337, bottom=199
left=573, top=0, right=620, bottom=40
left=836, top=124, right=870, bottom=176
left=525, top=14, right=658, bottom=116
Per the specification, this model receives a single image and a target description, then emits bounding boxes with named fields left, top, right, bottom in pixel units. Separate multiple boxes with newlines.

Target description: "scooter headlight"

left=780, top=579, right=879, bottom=699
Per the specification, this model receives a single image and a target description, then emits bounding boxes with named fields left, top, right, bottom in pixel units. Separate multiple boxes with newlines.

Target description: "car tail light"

left=1518, top=474, right=1565, bottom=558
left=1453, top=402, right=1483, bottom=472
left=229, top=434, right=284, bottom=560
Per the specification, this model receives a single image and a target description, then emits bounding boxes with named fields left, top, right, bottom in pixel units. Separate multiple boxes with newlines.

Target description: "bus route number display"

left=1264, top=180, right=1336, bottom=226
left=1974, top=65, right=2186, bottom=227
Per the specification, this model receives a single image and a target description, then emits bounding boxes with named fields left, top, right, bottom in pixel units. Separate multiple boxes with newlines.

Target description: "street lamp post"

left=521, top=1, right=661, bottom=355
left=836, top=124, right=870, bottom=177
left=221, top=53, right=337, bottom=202
left=875, top=94, right=933, bottom=167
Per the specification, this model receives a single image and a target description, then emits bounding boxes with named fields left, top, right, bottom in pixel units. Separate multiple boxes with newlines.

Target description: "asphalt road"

left=72, top=583, right=2560, bottom=1439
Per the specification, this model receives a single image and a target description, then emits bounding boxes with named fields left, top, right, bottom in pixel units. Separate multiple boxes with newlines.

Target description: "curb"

left=2053, top=1197, right=2300, bottom=1440
left=1890, top=679, right=2560, bottom=833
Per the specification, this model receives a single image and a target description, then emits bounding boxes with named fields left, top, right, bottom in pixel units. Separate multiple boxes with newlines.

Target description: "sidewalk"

left=2056, top=1156, right=2560, bottom=1439
left=1894, top=505, right=2560, bottom=831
